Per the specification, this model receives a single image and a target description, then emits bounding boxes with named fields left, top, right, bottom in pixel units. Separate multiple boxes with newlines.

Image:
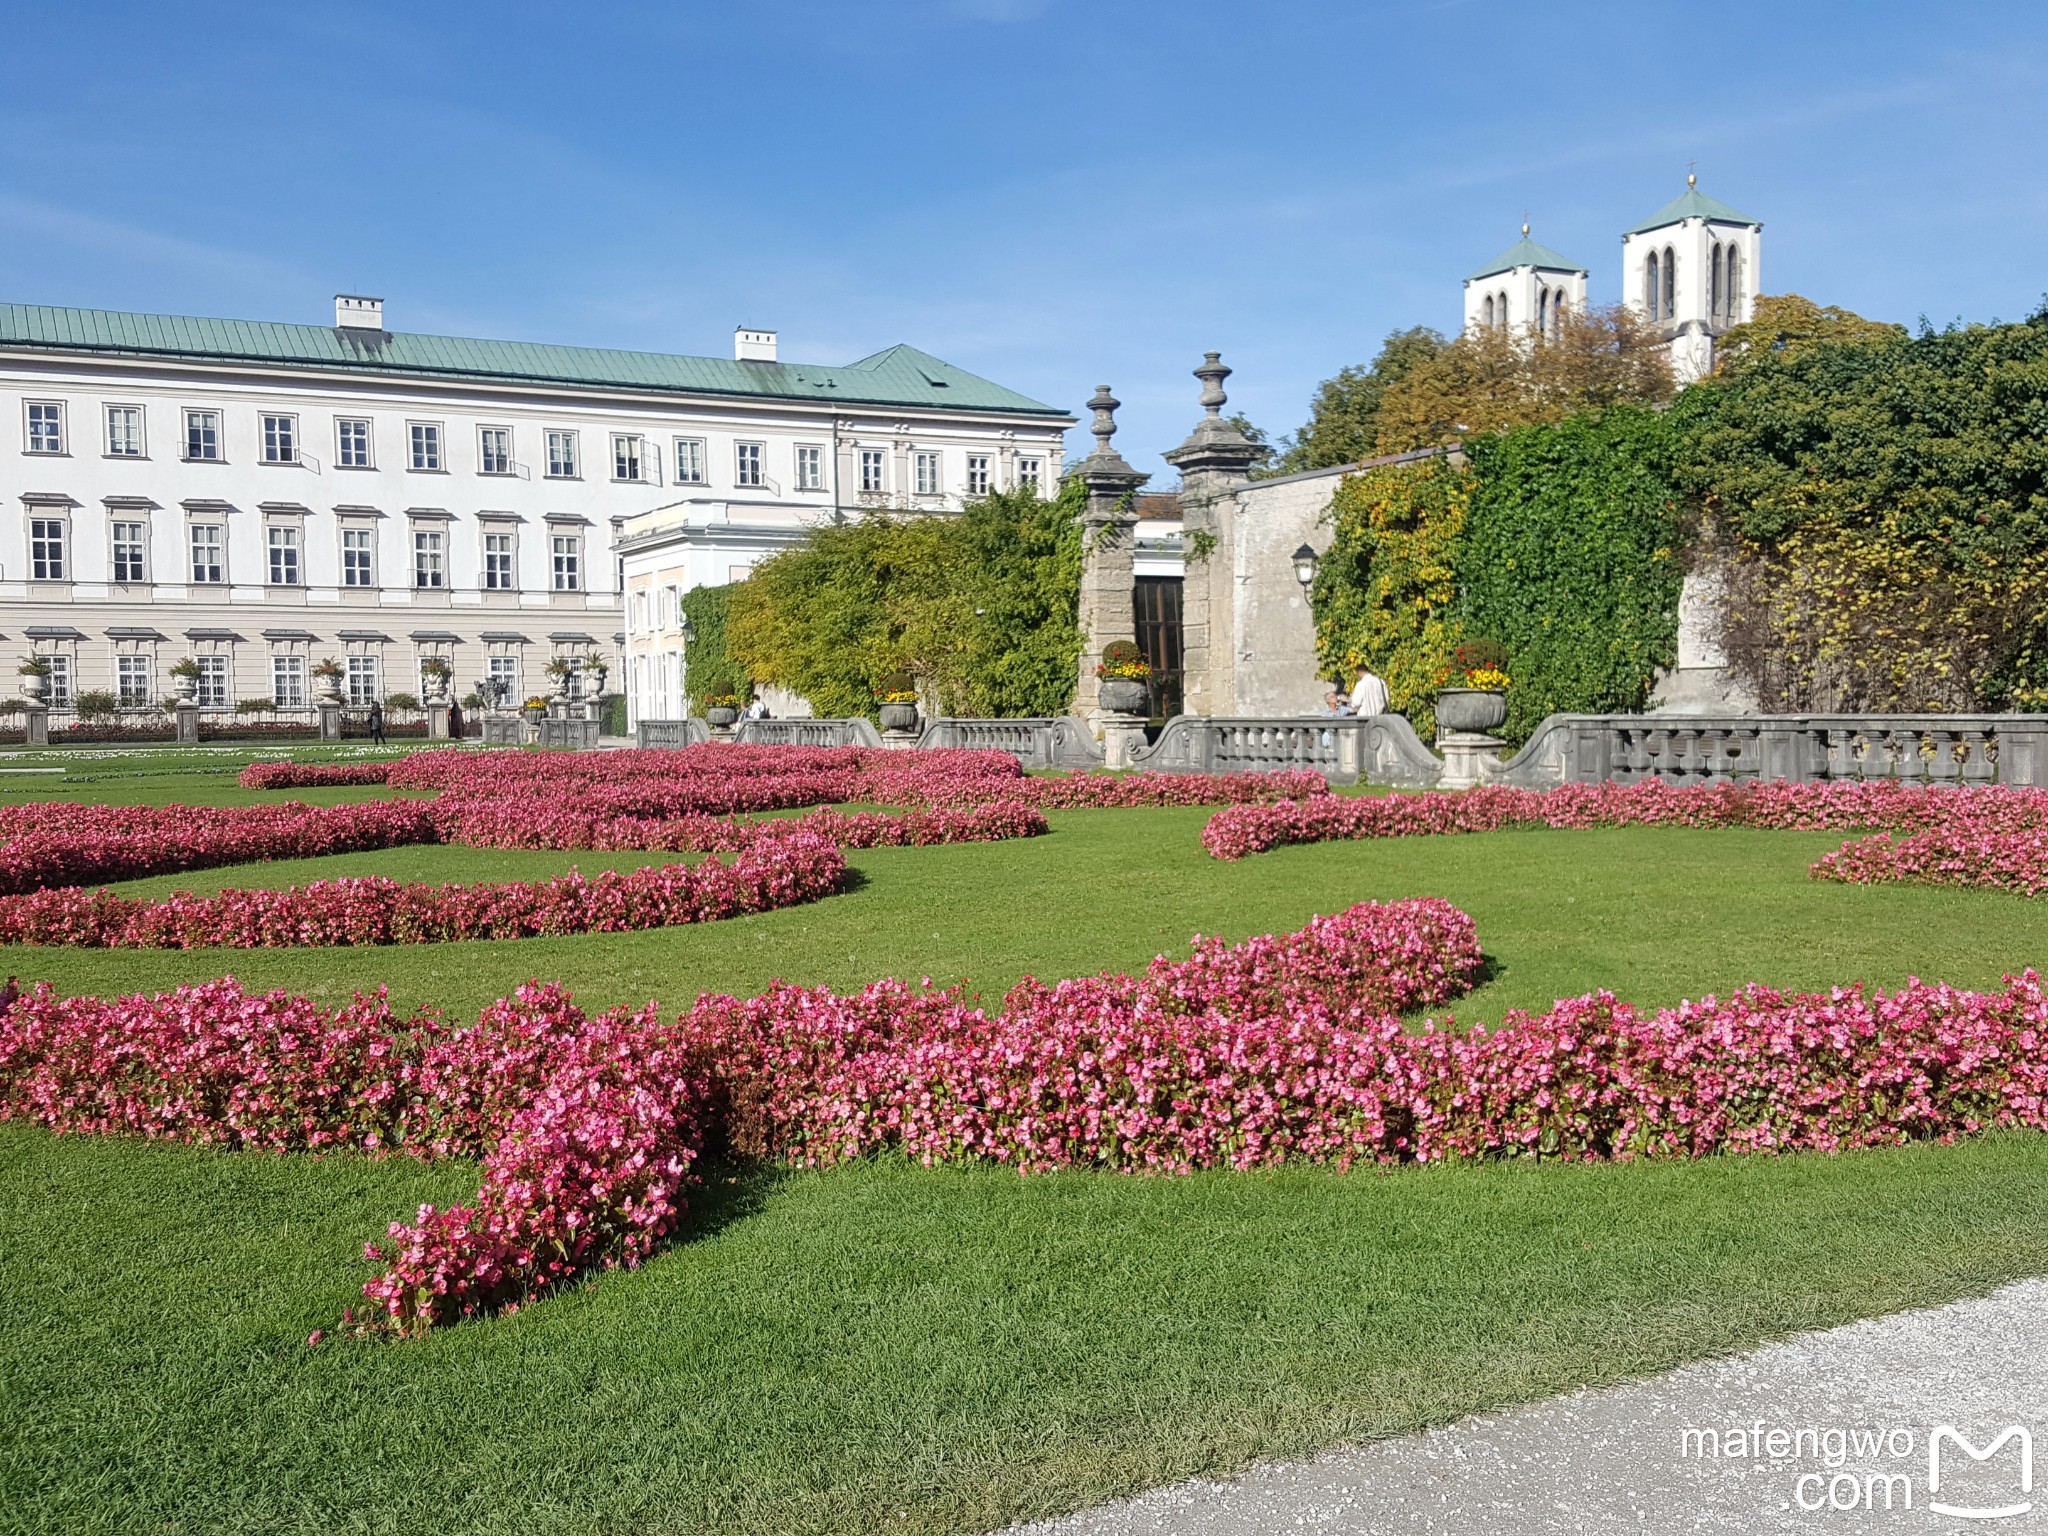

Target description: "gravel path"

left=1008, top=1279, right=2048, bottom=1534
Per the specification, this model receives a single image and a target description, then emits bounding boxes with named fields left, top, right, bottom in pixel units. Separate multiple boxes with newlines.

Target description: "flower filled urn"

left=1097, top=677, right=1149, bottom=715
left=1094, top=640, right=1152, bottom=717
left=706, top=705, right=739, bottom=728
left=1433, top=687, right=1508, bottom=735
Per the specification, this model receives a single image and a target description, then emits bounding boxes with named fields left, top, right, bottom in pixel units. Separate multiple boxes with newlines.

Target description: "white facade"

left=1622, top=178, right=1763, bottom=383
left=1461, top=226, right=1590, bottom=338
left=1, top=297, right=1070, bottom=718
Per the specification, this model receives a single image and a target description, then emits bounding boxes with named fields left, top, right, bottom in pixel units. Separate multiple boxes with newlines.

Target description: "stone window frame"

left=734, top=440, right=764, bottom=489
left=407, top=420, right=445, bottom=473
left=264, top=518, right=305, bottom=587
left=182, top=407, right=223, bottom=462
left=335, top=417, right=374, bottom=469
left=965, top=454, right=991, bottom=497
left=859, top=447, right=888, bottom=495
left=108, top=515, right=150, bottom=585
left=545, top=428, right=580, bottom=480
left=24, top=399, right=67, bottom=456
left=477, top=424, right=514, bottom=476
left=611, top=433, right=646, bottom=483
left=673, top=436, right=706, bottom=485
left=793, top=443, right=824, bottom=492
left=259, top=411, right=300, bottom=466
left=26, top=505, right=71, bottom=582
left=478, top=517, right=520, bottom=591
left=104, top=403, right=146, bottom=459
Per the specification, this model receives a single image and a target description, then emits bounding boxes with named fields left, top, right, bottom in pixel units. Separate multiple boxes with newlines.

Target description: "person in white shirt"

left=1348, top=665, right=1390, bottom=717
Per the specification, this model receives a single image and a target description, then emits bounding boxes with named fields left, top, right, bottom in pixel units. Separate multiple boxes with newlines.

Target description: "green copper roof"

left=1466, top=235, right=1587, bottom=281
left=1625, top=184, right=1760, bottom=235
left=0, top=303, right=1070, bottom=419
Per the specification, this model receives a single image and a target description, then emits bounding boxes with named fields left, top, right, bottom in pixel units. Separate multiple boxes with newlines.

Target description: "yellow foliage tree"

left=1372, top=304, right=1674, bottom=454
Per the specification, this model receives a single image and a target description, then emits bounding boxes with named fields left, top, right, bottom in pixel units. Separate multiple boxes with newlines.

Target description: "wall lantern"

left=679, top=615, right=696, bottom=646
left=1292, top=544, right=1320, bottom=590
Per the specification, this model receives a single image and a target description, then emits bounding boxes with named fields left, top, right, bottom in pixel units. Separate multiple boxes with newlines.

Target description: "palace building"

left=0, top=296, right=1071, bottom=721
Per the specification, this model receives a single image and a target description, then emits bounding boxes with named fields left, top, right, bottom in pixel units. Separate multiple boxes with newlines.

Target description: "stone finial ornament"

left=1079, top=384, right=1143, bottom=485
left=1195, top=352, right=1230, bottom=418
left=1164, top=350, right=1260, bottom=477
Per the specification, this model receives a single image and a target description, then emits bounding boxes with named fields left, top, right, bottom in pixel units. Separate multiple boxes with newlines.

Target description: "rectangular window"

left=913, top=451, right=940, bottom=496
left=336, top=418, right=372, bottom=468
left=734, top=442, right=763, bottom=487
left=483, top=531, right=515, bottom=590
left=267, top=525, right=301, bottom=585
left=674, top=438, right=705, bottom=484
left=412, top=528, right=445, bottom=589
left=272, top=655, right=306, bottom=708
left=111, top=520, right=147, bottom=583
left=116, top=655, right=152, bottom=707
left=260, top=413, right=298, bottom=464
left=546, top=430, right=578, bottom=478
left=860, top=449, right=886, bottom=494
left=28, top=518, right=65, bottom=580
left=487, top=654, right=519, bottom=700
left=190, top=523, right=225, bottom=583
left=341, top=526, right=375, bottom=587
left=795, top=444, right=823, bottom=490
left=105, top=405, right=144, bottom=457
left=346, top=655, right=379, bottom=706
left=409, top=422, right=443, bottom=471
left=44, top=654, right=73, bottom=707
left=193, top=655, right=228, bottom=707
left=25, top=401, right=65, bottom=454
left=1017, top=456, right=1042, bottom=491
left=184, top=409, right=221, bottom=461
left=966, top=454, right=990, bottom=496
left=612, top=434, right=643, bottom=481
left=550, top=534, right=581, bottom=591
left=478, top=426, right=511, bottom=475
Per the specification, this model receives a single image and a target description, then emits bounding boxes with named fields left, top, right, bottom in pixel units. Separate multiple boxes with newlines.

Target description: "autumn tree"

left=1271, top=326, right=1446, bottom=473
left=1711, top=293, right=1906, bottom=377
left=1371, top=305, right=1674, bottom=454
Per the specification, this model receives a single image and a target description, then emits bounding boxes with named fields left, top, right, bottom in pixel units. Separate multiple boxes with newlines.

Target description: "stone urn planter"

left=1098, top=677, right=1150, bottom=716
left=1435, top=688, right=1507, bottom=735
left=707, top=706, right=739, bottom=728
left=879, top=702, right=920, bottom=734
left=523, top=705, right=546, bottom=726
left=18, top=670, right=46, bottom=705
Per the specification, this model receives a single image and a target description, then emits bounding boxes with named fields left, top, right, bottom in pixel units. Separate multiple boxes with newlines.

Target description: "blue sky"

left=4, top=0, right=2044, bottom=475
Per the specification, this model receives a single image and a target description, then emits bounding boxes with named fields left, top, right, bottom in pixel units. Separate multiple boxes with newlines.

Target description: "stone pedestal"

left=1072, top=385, right=1149, bottom=727
left=173, top=700, right=200, bottom=745
left=22, top=703, right=48, bottom=747
left=880, top=729, right=919, bottom=751
left=317, top=700, right=343, bottom=742
left=1101, top=717, right=1148, bottom=770
left=1437, top=731, right=1505, bottom=790
left=427, top=702, right=451, bottom=740
left=1162, top=353, right=1263, bottom=719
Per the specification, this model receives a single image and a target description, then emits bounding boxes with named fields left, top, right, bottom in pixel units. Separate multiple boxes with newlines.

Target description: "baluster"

left=1961, top=729, right=1994, bottom=785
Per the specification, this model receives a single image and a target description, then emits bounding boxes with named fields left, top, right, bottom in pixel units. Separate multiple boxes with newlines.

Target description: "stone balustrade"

left=634, top=718, right=711, bottom=749
left=733, top=717, right=885, bottom=749
left=1130, top=715, right=1442, bottom=787
left=1495, top=713, right=2048, bottom=789
left=913, top=717, right=1104, bottom=769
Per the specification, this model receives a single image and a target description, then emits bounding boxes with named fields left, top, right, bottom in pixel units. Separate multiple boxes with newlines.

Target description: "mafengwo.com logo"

left=1677, top=1420, right=2033, bottom=1519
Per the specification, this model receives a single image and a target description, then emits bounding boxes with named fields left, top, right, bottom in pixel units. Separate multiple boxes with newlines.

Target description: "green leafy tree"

left=1273, top=327, right=1445, bottom=474
left=1710, top=293, right=1906, bottom=377
left=726, top=478, right=1085, bottom=719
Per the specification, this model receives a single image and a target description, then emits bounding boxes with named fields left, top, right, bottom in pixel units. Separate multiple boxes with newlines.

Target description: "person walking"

left=1348, top=665, right=1390, bottom=718
left=367, top=698, right=386, bottom=745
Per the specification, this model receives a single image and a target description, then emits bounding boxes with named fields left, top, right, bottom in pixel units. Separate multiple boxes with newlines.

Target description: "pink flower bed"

left=1200, top=779, right=2048, bottom=860
left=0, top=830, right=845, bottom=948
left=1812, top=827, right=2048, bottom=897
left=238, top=762, right=394, bottom=789
left=13, top=890, right=2048, bottom=1336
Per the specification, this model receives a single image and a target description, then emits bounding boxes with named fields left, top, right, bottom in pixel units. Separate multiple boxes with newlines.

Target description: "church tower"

left=1462, top=225, right=1588, bottom=338
left=1622, top=173, right=1763, bottom=383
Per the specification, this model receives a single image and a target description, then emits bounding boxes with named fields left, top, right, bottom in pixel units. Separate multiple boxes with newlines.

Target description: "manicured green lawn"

left=5, top=750, right=2048, bottom=1535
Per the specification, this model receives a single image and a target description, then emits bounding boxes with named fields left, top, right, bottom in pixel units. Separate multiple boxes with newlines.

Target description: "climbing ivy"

left=1458, top=409, right=1685, bottom=742
left=679, top=583, right=737, bottom=717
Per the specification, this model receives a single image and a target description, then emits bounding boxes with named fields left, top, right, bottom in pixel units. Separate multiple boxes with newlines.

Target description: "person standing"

left=367, top=698, right=386, bottom=745
left=1348, top=665, right=1390, bottom=717
left=446, top=700, right=465, bottom=740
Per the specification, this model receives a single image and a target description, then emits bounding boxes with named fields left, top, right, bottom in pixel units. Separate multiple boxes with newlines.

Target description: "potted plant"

left=1434, top=638, right=1511, bottom=734
left=168, top=656, right=201, bottom=702
left=545, top=656, right=576, bottom=701
left=522, top=694, right=550, bottom=724
left=874, top=671, right=920, bottom=734
left=311, top=657, right=345, bottom=702
left=419, top=655, right=453, bottom=702
left=582, top=651, right=610, bottom=696
left=700, top=674, right=745, bottom=728
left=1095, top=640, right=1152, bottom=715
left=17, top=654, right=49, bottom=704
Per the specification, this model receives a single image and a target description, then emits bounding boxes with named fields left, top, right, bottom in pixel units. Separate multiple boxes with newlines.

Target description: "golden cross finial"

left=1687, top=159, right=1697, bottom=188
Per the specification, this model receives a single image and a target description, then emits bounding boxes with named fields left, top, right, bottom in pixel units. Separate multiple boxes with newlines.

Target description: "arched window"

left=1554, top=288, right=1567, bottom=337
left=1482, top=294, right=1494, bottom=328
left=1645, top=251, right=1660, bottom=318
left=1537, top=288, right=1549, bottom=334
left=1497, top=291, right=1509, bottom=328
left=1725, top=245, right=1741, bottom=318
left=1662, top=246, right=1676, bottom=320
left=1709, top=244, right=1723, bottom=325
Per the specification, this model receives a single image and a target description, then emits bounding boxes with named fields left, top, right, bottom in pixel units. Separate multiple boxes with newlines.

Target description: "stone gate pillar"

left=1163, top=353, right=1261, bottom=719
left=1073, top=385, right=1148, bottom=726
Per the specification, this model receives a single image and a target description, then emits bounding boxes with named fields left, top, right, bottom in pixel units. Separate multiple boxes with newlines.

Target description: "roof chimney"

left=336, top=294, right=385, bottom=331
left=734, top=326, right=777, bottom=363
